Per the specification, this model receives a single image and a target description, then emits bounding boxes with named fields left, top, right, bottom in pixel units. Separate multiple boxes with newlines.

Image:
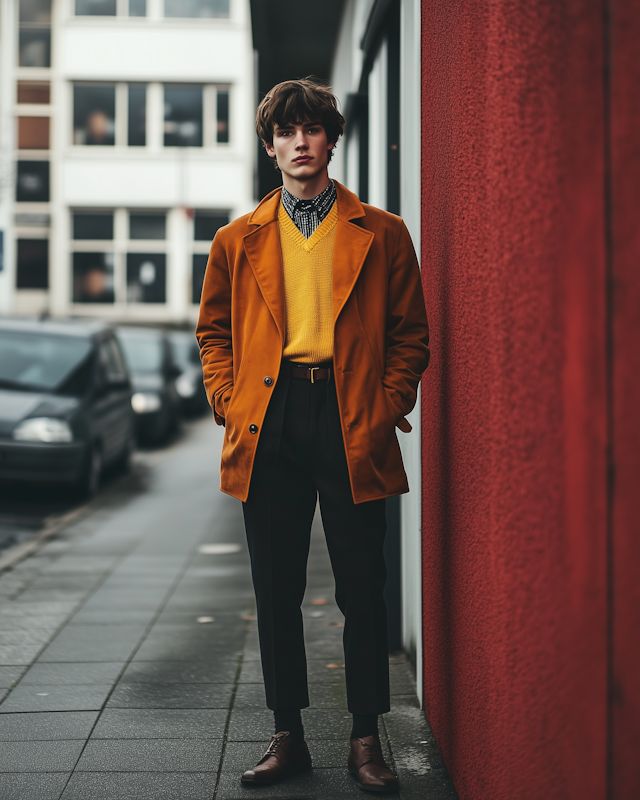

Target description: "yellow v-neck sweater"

left=279, top=200, right=338, bottom=364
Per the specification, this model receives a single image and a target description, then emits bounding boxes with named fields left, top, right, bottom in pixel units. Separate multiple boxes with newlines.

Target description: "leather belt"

left=284, top=361, right=332, bottom=383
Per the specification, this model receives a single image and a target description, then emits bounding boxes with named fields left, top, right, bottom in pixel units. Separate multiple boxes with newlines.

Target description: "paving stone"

left=0, top=601, right=77, bottom=617
left=119, top=659, right=238, bottom=684
left=0, top=684, right=113, bottom=713
left=0, top=615, right=64, bottom=632
left=0, top=629, right=58, bottom=646
left=75, top=737, right=221, bottom=771
left=106, top=682, right=233, bottom=709
left=60, top=771, right=216, bottom=800
left=20, top=662, right=125, bottom=686
left=67, top=609, right=156, bottom=625
left=0, top=711, right=99, bottom=741
left=215, top=766, right=363, bottom=800
left=38, top=624, right=147, bottom=663
left=0, top=666, right=26, bottom=688
left=90, top=708, right=228, bottom=739
left=0, top=644, right=42, bottom=665
left=0, top=771, right=70, bottom=800
left=0, top=739, right=84, bottom=772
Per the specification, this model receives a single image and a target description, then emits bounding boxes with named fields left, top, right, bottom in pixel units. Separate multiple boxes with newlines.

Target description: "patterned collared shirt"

left=281, top=180, right=337, bottom=239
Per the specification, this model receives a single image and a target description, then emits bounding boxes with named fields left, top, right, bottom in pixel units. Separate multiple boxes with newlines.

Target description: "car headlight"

left=175, top=374, right=196, bottom=398
left=13, top=417, right=73, bottom=443
left=131, top=392, right=162, bottom=414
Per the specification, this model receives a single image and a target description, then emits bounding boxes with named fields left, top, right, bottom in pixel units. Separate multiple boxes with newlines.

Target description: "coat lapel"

left=243, top=191, right=285, bottom=343
left=332, top=183, right=374, bottom=322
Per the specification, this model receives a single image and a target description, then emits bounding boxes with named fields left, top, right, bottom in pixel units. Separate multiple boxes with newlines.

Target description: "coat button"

left=263, top=376, right=273, bottom=386
left=249, top=424, right=258, bottom=434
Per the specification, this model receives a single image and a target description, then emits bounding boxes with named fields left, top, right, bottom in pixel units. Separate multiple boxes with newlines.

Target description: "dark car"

left=168, top=331, right=208, bottom=416
left=0, top=318, right=134, bottom=495
left=116, top=327, right=182, bottom=444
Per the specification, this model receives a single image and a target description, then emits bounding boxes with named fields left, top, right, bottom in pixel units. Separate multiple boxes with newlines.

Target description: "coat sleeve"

left=382, top=219, right=430, bottom=432
left=196, top=231, right=234, bottom=426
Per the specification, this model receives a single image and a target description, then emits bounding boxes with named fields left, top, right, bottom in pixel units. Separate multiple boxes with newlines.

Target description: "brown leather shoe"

left=241, top=731, right=312, bottom=785
left=348, top=736, right=399, bottom=793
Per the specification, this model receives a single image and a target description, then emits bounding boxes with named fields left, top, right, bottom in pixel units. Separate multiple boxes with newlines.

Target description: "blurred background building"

left=0, top=0, right=255, bottom=323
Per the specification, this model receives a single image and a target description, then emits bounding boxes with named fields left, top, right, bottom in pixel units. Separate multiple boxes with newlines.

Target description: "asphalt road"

left=0, top=416, right=457, bottom=799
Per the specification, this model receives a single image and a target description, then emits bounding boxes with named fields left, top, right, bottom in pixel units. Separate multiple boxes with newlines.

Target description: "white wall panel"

left=62, top=27, right=247, bottom=82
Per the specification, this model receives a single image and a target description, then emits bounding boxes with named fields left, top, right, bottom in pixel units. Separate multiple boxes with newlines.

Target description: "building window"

left=19, top=0, right=51, bottom=68
left=164, top=0, right=229, bottom=18
left=164, top=86, right=203, bottom=147
left=128, top=85, right=146, bottom=146
left=73, top=85, right=116, bottom=146
left=130, top=213, right=166, bottom=240
left=73, top=212, right=114, bottom=240
left=73, top=252, right=115, bottom=303
left=17, top=81, right=50, bottom=104
left=192, top=211, right=227, bottom=302
left=194, top=211, right=228, bottom=241
left=17, top=239, right=48, bottom=289
left=129, top=0, right=146, bottom=15
left=18, top=118, right=49, bottom=150
left=127, top=254, right=166, bottom=303
left=216, top=89, right=229, bottom=143
left=75, top=0, right=116, bottom=15
left=192, top=254, right=208, bottom=304
left=16, top=161, right=49, bottom=202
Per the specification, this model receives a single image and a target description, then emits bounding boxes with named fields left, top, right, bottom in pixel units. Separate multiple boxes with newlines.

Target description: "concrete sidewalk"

left=0, top=419, right=457, bottom=799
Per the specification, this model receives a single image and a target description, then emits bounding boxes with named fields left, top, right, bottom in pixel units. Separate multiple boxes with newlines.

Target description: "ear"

left=265, top=141, right=276, bottom=159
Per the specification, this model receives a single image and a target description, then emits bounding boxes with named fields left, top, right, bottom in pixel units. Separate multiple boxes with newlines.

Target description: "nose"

left=294, top=131, right=309, bottom=150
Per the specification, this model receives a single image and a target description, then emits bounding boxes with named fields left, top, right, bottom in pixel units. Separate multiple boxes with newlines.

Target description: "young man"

left=196, top=79, right=429, bottom=793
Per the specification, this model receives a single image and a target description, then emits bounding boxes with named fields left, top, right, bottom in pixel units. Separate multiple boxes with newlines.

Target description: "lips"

left=293, top=156, right=312, bottom=163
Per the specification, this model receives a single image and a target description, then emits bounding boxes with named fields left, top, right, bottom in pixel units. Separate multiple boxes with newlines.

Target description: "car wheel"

left=114, top=434, right=135, bottom=474
left=77, top=444, right=102, bottom=498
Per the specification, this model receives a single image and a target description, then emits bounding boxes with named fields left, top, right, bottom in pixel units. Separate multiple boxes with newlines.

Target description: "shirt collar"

left=281, top=180, right=336, bottom=221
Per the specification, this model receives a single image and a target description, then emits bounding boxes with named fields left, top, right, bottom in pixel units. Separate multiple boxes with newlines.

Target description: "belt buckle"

left=309, top=367, right=318, bottom=384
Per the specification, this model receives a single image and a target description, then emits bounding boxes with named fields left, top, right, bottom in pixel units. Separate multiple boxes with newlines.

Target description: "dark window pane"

left=75, top=0, right=116, bottom=14
left=194, top=212, right=228, bottom=241
left=129, top=213, right=166, bottom=240
left=164, top=86, right=202, bottom=147
left=19, top=29, right=51, bottom=68
left=127, top=253, right=166, bottom=303
left=17, top=81, right=50, bottom=103
left=16, top=161, right=49, bottom=202
left=20, top=0, right=51, bottom=23
left=73, top=252, right=114, bottom=303
left=73, top=85, right=115, bottom=146
left=17, top=239, right=48, bottom=289
left=129, top=0, right=146, bottom=15
left=192, top=253, right=208, bottom=303
left=18, top=117, right=49, bottom=150
left=164, top=0, right=229, bottom=18
left=73, top=212, right=114, bottom=240
left=216, top=90, right=229, bottom=143
left=128, top=85, right=146, bottom=146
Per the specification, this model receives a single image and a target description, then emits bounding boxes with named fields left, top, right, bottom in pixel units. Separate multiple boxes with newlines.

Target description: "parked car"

left=168, top=331, right=208, bottom=416
left=0, top=318, right=134, bottom=496
left=116, top=327, right=182, bottom=444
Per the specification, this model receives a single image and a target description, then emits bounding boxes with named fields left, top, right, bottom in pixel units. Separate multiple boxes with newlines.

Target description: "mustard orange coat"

left=196, top=181, right=430, bottom=504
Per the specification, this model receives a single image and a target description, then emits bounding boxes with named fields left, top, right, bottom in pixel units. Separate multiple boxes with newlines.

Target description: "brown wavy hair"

left=255, top=78, right=345, bottom=164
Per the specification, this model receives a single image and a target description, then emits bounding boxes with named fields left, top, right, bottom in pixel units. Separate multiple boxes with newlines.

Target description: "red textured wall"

left=610, top=0, right=640, bottom=795
left=418, top=1, right=627, bottom=797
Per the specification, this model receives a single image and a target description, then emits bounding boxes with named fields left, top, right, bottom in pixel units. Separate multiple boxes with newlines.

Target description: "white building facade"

left=0, top=0, right=255, bottom=324
left=330, top=0, right=424, bottom=702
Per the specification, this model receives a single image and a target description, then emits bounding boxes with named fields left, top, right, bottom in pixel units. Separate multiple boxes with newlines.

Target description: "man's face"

left=265, top=121, right=334, bottom=182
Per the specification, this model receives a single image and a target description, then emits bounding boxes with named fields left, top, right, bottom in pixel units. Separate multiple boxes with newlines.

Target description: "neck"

left=281, top=170, right=331, bottom=200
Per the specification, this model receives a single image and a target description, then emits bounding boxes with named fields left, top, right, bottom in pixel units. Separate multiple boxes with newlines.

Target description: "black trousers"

left=242, top=366, right=390, bottom=716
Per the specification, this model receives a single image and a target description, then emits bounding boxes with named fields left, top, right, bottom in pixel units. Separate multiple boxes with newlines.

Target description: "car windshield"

left=118, top=332, right=163, bottom=374
left=169, top=334, right=199, bottom=370
left=0, top=331, right=92, bottom=393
